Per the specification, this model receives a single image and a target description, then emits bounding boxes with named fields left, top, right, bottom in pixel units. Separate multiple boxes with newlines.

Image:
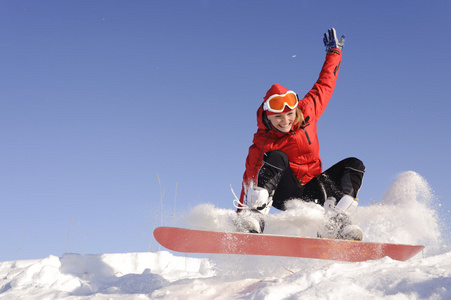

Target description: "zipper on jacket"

left=301, top=125, right=311, bottom=145
left=299, top=117, right=311, bottom=145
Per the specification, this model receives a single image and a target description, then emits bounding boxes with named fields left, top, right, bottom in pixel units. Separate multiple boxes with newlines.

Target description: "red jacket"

left=240, top=49, right=343, bottom=203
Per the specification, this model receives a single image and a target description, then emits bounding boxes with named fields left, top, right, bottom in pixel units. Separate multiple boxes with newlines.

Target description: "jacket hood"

left=263, top=84, right=290, bottom=101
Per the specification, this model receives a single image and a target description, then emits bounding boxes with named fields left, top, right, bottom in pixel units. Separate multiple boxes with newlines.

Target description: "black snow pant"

left=257, top=150, right=365, bottom=211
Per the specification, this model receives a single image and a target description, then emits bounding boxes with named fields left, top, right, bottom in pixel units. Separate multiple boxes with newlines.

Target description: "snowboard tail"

left=153, top=227, right=424, bottom=262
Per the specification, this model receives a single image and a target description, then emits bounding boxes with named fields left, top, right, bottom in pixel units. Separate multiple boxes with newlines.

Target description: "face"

left=267, top=110, right=296, bottom=133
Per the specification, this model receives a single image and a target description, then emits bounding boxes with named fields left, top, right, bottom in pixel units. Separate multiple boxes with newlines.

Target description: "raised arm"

left=299, top=28, right=345, bottom=118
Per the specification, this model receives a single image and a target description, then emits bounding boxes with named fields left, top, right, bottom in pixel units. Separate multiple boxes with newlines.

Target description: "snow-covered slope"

left=1, top=171, right=450, bottom=299
left=1, top=249, right=450, bottom=299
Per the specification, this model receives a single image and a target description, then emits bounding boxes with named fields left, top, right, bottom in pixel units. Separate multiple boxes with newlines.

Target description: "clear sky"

left=1, top=0, right=450, bottom=261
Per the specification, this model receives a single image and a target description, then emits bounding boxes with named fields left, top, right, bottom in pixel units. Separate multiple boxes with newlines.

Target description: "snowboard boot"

left=318, top=195, right=363, bottom=241
left=235, top=186, right=273, bottom=234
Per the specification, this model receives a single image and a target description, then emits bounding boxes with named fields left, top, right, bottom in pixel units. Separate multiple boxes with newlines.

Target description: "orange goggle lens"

left=263, top=91, right=298, bottom=113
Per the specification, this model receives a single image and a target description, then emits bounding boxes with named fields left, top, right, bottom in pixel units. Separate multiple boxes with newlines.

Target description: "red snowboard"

left=154, top=227, right=424, bottom=262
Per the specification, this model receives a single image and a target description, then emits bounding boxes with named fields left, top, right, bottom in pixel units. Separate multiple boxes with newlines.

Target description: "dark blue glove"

left=323, top=28, right=345, bottom=51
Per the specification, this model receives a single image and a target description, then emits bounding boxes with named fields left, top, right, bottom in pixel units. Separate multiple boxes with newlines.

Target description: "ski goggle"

left=263, top=91, right=298, bottom=113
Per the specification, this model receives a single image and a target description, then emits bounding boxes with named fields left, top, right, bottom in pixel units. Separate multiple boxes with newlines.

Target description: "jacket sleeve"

left=298, top=49, right=343, bottom=118
left=239, top=140, right=263, bottom=205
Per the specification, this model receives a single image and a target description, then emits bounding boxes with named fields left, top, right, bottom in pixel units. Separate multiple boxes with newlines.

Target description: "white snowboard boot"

left=234, top=185, right=273, bottom=234
left=318, top=195, right=363, bottom=241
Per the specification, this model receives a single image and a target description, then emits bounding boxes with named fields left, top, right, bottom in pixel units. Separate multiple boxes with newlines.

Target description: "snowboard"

left=153, top=226, right=424, bottom=262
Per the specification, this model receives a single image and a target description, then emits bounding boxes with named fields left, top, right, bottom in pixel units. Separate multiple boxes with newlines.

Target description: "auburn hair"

left=293, top=107, right=305, bottom=130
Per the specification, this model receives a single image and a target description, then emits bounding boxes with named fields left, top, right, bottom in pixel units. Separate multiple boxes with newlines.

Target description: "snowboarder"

left=234, top=28, right=365, bottom=240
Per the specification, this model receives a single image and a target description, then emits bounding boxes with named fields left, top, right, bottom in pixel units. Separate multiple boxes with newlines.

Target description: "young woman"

left=234, top=28, right=365, bottom=240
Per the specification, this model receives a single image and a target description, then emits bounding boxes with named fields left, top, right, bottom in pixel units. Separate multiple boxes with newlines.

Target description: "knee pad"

left=263, top=150, right=289, bottom=169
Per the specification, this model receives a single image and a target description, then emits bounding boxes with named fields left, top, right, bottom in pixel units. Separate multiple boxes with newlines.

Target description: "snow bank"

left=1, top=249, right=450, bottom=299
left=1, top=171, right=450, bottom=299
left=0, top=251, right=215, bottom=299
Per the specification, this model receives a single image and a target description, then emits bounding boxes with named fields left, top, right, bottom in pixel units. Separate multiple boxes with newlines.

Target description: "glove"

left=323, top=28, right=345, bottom=51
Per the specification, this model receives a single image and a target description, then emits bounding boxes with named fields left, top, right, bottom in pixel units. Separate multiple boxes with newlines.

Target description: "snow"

left=1, top=171, right=450, bottom=299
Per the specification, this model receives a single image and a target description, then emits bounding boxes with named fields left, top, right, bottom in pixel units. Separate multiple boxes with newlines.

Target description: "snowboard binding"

left=318, top=195, right=363, bottom=241
left=232, top=185, right=273, bottom=234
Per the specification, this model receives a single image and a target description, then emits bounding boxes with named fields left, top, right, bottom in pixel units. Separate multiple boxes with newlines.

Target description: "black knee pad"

left=263, top=150, right=289, bottom=170
left=345, top=157, right=366, bottom=173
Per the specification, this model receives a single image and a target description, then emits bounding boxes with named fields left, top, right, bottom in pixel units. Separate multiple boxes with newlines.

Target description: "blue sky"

left=1, top=0, right=450, bottom=261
